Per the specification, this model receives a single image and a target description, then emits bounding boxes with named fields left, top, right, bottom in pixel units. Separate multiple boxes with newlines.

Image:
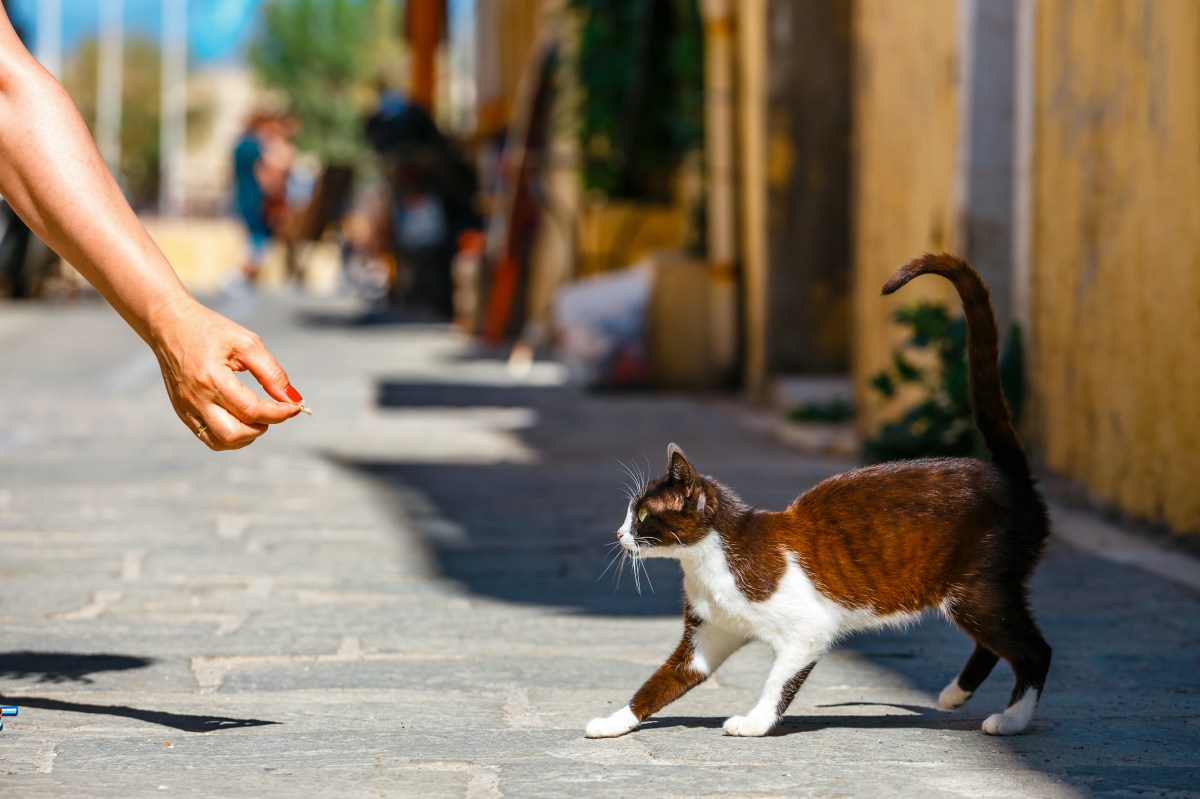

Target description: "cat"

left=586, top=253, right=1052, bottom=739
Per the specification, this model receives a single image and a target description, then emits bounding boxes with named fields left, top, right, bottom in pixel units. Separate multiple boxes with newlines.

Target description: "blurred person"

left=366, top=88, right=481, bottom=318
left=235, top=113, right=302, bottom=284
left=259, top=113, right=297, bottom=239
left=232, top=114, right=273, bottom=281
left=0, top=7, right=303, bottom=450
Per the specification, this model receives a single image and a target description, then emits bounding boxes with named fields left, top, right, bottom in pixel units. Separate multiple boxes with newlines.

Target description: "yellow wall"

left=140, top=218, right=246, bottom=294
left=852, top=0, right=961, bottom=431
left=1031, top=0, right=1200, bottom=533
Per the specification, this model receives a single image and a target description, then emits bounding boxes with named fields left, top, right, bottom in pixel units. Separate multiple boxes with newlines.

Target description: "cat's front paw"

left=938, top=680, right=973, bottom=710
left=722, top=713, right=775, bottom=737
left=585, top=705, right=638, bottom=738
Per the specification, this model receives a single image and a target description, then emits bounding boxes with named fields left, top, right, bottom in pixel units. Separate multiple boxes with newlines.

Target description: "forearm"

left=0, top=41, right=192, bottom=345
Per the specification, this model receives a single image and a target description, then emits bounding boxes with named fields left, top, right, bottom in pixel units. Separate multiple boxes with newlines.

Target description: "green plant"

left=249, top=0, right=397, bottom=165
left=566, top=0, right=704, bottom=202
left=786, top=398, right=855, bottom=424
left=862, top=301, right=1025, bottom=464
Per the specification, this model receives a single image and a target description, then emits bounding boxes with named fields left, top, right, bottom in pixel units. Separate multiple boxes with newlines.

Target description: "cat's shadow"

left=642, top=703, right=983, bottom=736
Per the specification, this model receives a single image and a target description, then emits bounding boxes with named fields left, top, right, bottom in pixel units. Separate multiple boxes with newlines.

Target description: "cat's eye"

left=638, top=509, right=648, bottom=523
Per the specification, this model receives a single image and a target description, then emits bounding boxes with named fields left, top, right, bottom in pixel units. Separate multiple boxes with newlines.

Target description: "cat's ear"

left=666, top=443, right=698, bottom=490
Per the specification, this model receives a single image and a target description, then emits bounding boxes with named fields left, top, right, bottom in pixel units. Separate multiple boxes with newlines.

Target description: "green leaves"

left=786, top=397, right=855, bottom=424
left=249, top=0, right=395, bottom=165
left=566, top=0, right=704, bottom=201
left=870, top=372, right=896, bottom=400
left=863, top=301, right=1025, bottom=464
left=892, top=352, right=922, bottom=383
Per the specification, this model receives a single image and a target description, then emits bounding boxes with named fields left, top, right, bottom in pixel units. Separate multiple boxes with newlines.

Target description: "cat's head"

left=616, top=443, right=717, bottom=558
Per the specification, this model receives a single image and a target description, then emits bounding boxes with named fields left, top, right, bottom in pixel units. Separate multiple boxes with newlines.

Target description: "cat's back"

left=791, top=457, right=1010, bottom=519
left=779, top=457, right=1013, bottom=612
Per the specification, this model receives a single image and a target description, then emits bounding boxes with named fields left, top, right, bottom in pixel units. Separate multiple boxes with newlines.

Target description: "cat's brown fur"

left=587, top=253, right=1052, bottom=739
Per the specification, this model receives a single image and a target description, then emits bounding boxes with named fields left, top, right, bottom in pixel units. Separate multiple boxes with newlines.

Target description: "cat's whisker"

left=615, top=554, right=631, bottom=591
left=612, top=455, right=630, bottom=476
left=597, top=548, right=623, bottom=582
left=637, top=558, right=656, bottom=594
left=614, top=458, right=643, bottom=499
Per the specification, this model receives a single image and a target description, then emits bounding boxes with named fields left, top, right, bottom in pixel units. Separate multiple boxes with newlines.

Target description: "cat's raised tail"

left=881, top=253, right=1032, bottom=490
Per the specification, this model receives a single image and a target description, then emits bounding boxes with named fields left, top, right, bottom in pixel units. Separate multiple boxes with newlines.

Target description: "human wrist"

left=142, top=289, right=202, bottom=353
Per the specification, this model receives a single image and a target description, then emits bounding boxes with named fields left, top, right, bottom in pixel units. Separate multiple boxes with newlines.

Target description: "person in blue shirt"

left=233, top=115, right=273, bottom=281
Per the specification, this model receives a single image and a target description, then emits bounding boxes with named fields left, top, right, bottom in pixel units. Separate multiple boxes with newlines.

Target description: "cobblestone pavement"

left=1, top=293, right=1197, bottom=798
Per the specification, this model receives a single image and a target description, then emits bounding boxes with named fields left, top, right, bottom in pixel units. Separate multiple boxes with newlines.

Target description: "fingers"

left=216, top=369, right=301, bottom=425
left=150, top=301, right=307, bottom=449
left=234, top=333, right=300, bottom=404
left=190, top=407, right=268, bottom=452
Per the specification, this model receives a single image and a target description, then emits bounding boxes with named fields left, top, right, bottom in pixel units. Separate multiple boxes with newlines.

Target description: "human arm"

left=0, top=11, right=301, bottom=449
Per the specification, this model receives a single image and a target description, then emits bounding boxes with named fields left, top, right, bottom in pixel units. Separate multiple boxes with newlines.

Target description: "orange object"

left=483, top=254, right=519, bottom=342
left=457, top=229, right=485, bottom=254
left=405, top=0, right=446, bottom=111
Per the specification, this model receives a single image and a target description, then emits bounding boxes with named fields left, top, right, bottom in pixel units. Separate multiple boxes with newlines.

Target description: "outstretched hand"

left=148, top=298, right=302, bottom=450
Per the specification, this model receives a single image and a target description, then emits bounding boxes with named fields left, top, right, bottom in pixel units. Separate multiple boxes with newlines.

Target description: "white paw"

left=982, top=711, right=1027, bottom=736
left=938, top=681, right=972, bottom=710
left=722, top=713, right=775, bottom=737
left=981, top=689, right=1039, bottom=735
left=585, top=706, right=638, bottom=738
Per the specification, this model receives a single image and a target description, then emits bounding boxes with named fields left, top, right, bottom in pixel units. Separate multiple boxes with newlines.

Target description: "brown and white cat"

left=586, top=253, right=1052, bottom=739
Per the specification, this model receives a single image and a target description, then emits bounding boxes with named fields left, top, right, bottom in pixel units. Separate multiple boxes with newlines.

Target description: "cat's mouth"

left=618, top=530, right=641, bottom=556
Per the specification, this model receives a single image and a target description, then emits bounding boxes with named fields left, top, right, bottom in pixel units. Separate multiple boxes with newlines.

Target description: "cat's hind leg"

left=951, top=599, right=1052, bottom=735
left=723, top=643, right=825, bottom=737
left=938, top=643, right=999, bottom=709
left=586, top=622, right=745, bottom=738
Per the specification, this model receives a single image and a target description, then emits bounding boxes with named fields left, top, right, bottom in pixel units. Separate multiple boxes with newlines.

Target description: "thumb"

left=236, top=336, right=299, bottom=404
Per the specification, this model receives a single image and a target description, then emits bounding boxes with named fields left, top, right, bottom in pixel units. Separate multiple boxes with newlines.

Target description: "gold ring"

left=195, top=424, right=208, bottom=438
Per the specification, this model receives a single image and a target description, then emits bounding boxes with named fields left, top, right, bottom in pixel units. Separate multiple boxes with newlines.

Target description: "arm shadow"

left=0, top=651, right=278, bottom=732
left=0, top=695, right=278, bottom=733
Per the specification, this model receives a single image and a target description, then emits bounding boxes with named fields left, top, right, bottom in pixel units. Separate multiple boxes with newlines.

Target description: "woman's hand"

left=0, top=11, right=303, bottom=453
left=148, top=297, right=302, bottom=450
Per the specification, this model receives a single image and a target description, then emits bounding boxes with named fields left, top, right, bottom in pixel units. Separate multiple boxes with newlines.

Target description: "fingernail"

left=285, top=385, right=303, bottom=402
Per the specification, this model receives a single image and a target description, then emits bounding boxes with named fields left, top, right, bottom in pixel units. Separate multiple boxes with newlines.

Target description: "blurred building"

left=461, top=0, right=1198, bottom=536
left=845, top=0, right=1200, bottom=535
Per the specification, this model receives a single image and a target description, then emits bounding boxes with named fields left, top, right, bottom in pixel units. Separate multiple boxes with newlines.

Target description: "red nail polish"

left=285, top=385, right=303, bottom=402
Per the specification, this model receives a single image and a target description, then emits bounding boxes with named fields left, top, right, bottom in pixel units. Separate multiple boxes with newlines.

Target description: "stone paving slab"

left=1, top=294, right=1198, bottom=797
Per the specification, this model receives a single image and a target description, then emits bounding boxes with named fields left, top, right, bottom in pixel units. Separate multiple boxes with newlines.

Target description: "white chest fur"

left=678, top=531, right=918, bottom=649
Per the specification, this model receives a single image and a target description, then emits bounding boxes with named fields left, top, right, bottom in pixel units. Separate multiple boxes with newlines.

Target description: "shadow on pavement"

left=344, top=457, right=685, bottom=617
left=0, top=651, right=152, bottom=684
left=342, top=378, right=831, bottom=617
left=0, top=651, right=279, bottom=732
left=642, top=707, right=985, bottom=736
left=296, top=306, right=449, bottom=329
left=0, top=694, right=279, bottom=733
